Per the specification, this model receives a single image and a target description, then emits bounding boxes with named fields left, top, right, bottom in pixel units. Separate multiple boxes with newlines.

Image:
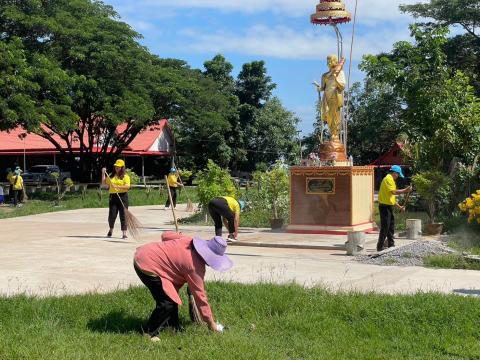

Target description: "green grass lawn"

left=0, top=187, right=198, bottom=219
left=1, top=283, right=479, bottom=359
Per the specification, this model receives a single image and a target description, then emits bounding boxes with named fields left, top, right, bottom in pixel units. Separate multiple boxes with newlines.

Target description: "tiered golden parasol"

left=311, top=0, right=352, bottom=58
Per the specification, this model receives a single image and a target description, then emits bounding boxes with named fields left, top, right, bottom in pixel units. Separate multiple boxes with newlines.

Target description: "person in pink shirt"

left=133, top=231, right=233, bottom=338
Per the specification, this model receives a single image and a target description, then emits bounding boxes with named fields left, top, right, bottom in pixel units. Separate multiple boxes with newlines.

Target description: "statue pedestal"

left=318, top=139, right=348, bottom=162
left=287, top=166, right=376, bottom=235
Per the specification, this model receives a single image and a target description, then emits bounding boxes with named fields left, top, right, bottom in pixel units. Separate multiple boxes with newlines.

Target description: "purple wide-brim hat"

left=193, top=236, right=233, bottom=272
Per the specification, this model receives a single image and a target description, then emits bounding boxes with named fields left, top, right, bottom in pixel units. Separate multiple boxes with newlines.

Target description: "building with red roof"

left=0, top=119, right=174, bottom=180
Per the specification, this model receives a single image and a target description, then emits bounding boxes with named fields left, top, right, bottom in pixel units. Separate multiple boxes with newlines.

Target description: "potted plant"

left=412, top=171, right=451, bottom=235
left=254, top=162, right=289, bottom=230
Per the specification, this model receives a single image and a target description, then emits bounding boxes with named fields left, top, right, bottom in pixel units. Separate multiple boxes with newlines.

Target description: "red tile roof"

left=0, top=119, right=172, bottom=156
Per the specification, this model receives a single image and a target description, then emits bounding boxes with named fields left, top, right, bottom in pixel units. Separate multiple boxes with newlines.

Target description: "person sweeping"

left=208, top=196, right=245, bottom=242
left=165, top=167, right=183, bottom=209
left=102, top=159, right=131, bottom=239
left=376, top=165, right=412, bottom=251
left=134, top=231, right=232, bottom=341
left=10, top=167, right=23, bottom=207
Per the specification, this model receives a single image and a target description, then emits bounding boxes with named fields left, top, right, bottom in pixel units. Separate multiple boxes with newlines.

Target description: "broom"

left=105, top=172, right=143, bottom=239
left=177, top=174, right=194, bottom=212
left=164, top=175, right=202, bottom=324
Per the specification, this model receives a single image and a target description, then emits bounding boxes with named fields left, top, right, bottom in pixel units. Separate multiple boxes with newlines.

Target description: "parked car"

left=22, top=165, right=71, bottom=185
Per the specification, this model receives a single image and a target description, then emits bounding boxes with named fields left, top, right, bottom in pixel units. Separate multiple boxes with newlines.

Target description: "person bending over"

left=208, top=196, right=245, bottom=242
left=134, top=231, right=232, bottom=340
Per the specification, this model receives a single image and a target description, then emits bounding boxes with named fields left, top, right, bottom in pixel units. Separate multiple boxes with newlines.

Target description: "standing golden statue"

left=314, top=54, right=346, bottom=142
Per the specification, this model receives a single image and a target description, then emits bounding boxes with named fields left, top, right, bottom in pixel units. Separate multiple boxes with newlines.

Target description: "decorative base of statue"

left=287, top=166, right=376, bottom=235
left=318, top=139, right=348, bottom=163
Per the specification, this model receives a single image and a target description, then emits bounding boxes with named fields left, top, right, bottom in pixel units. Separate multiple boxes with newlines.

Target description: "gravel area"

left=357, top=241, right=457, bottom=267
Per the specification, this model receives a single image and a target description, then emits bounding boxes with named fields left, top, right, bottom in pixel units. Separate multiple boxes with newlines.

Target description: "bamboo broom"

left=105, top=172, right=142, bottom=239
left=164, top=175, right=202, bottom=324
left=177, top=174, right=194, bottom=212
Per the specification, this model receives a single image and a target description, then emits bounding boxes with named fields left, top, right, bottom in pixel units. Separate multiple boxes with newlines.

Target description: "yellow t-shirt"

left=222, top=196, right=240, bottom=215
left=378, top=174, right=397, bottom=205
left=167, top=174, right=179, bottom=188
left=106, top=174, right=130, bottom=194
left=11, top=175, right=23, bottom=190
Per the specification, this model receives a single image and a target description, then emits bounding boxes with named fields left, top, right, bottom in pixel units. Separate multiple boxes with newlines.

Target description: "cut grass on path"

left=1, top=283, right=479, bottom=359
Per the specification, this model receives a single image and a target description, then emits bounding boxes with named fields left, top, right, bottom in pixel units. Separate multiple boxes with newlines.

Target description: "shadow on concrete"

left=226, top=253, right=261, bottom=257
left=64, top=236, right=134, bottom=244
left=87, top=310, right=144, bottom=334
left=64, top=235, right=109, bottom=239
left=453, top=289, right=480, bottom=297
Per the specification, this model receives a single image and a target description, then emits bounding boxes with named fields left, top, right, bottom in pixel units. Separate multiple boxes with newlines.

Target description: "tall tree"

left=401, top=0, right=480, bottom=94
left=400, top=0, right=480, bottom=39
left=358, top=26, right=480, bottom=172
left=234, top=61, right=277, bottom=171
left=247, top=97, right=299, bottom=168
left=203, top=54, right=235, bottom=93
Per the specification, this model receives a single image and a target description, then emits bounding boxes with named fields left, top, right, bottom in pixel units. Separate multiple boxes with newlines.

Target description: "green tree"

left=247, top=97, right=299, bottom=167
left=400, top=0, right=480, bottom=39
left=401, top=0, right=480, bottom=94
left=355, top=26, right=480, bottom=172
left=196, top=159, right=236, bottom=209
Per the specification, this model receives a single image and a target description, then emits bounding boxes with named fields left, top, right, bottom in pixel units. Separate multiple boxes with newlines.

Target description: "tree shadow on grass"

left=87, top=310, right=145, bottom=334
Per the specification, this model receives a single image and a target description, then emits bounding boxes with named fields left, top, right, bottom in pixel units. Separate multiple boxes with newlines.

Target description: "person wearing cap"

left=165, top=167, right=183, bottom=209
left=376, top=165, right=412, bottom=251
left=208, top=196, right=245, bottom=242
left=101, top=159, right=131, bottom=239
left=10, top=168, right=24, bottom=207
left=133, top=231, right=232, bottom=339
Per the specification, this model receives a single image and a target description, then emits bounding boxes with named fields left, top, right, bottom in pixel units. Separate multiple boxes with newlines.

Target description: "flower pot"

left=425, top=223, right=443, bottom=236
left=270, top=218, right=284, bottom=229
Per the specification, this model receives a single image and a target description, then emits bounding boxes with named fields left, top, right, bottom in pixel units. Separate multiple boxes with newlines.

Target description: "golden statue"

left=313, top=54, right=346, bottom=141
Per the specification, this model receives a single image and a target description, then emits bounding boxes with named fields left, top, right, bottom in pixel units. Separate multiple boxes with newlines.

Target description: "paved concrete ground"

left=1, top=205, right=480, bottom=297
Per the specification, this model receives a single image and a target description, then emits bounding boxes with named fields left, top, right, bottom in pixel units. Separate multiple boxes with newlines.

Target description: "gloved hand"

left=216, top=323, right=225, bottom=333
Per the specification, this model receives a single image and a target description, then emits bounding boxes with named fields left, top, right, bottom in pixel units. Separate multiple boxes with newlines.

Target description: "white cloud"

left=119, top=0, right=426, bottom=24
left=177, top=24, right=411, bottom=60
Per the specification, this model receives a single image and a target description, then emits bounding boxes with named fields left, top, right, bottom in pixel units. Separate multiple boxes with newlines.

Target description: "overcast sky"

left=103, top=0, right=427, bottom=134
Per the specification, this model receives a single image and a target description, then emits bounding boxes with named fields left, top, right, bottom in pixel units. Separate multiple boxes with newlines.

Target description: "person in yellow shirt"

left=10, top=168, right=24, bottom=207
left=102, top=159, right=131, bottom=239
left=208, top=196, right=245, bottom=242
left=165, top=167, right=183, bottom=209
left=376, top=165, right=412, bottom=251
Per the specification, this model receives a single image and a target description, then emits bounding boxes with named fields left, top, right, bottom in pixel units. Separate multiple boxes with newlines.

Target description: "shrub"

left=126, top=168, right=140, bottom=185
left=458, top=190, right=480, bottom=224
left=196, top=160, right=236, bottom=208
left=250, top=161, right=289, bottom=219
left=412, top=171, right=451, bottom=223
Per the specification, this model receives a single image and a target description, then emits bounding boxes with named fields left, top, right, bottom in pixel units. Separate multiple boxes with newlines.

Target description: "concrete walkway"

left=1, top=205, right=480, bottom=297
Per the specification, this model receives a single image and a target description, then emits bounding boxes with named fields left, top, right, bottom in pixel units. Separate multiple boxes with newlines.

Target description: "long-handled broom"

left=105, top=173, right=143, bottom=239
left=164, top=175, right=202, bottom=324
left=177, top=175, right=194, bottom=212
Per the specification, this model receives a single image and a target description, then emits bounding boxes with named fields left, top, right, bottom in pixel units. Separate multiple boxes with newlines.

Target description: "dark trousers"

left=377, top=204, right=395, bottom=250
left=108, top=193, right=128, bottom=230
left=134, top=264, right=180, bottom=335
left=8, top=185, right=13, bottom=202
left=12, top=190, right=21, bottom=206
left=208, top=197, right=235, bottom=236
left=165, top=186, right=177, bottom=208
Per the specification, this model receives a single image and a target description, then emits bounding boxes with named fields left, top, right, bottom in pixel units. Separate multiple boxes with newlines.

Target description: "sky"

left=102, top=0, right=427, bottom=135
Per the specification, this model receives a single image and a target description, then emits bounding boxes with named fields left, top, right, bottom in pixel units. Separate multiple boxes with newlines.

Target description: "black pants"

left=12, top=190, right=21, bottom=206
left=134, top=264, right=180, bottom=335
left=8, top=185, right=13, bottom=202
left=108, top=193, right=128, bottom=230
left=377, top=204, right=395, bottom=250
left=208, top=197, right=235, bottom=236
left=165, top=186, right=177, bottom=208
